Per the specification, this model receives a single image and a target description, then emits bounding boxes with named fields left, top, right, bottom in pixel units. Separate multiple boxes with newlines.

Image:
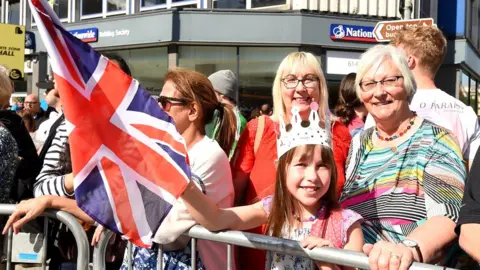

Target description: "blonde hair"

left=271, top=52, right=329, bottom=123
left=0, top=65, right=12, bottom=109
left=356, top=45, right=417, bottom=103
left=391, top=25, right=446, bottom=76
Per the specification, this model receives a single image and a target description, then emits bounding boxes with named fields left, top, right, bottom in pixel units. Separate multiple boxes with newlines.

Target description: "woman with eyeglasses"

left=119, top=67, right=237, bottom=270
left=340, top=45, right=465, bottom=270
left=230, top=52, right=352, bottom=270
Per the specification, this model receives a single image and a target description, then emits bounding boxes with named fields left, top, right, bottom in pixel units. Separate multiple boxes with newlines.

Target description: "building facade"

left=3, top=0, right=477, bottom=114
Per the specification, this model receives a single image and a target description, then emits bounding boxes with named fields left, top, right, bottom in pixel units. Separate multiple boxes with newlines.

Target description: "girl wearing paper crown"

left=231, top=52, right=352, bottom=269
left=181, top=104, right=364, bottom=270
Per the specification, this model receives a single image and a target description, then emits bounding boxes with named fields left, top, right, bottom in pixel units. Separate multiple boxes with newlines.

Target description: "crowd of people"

left=0, top=25, right=480, bottom=270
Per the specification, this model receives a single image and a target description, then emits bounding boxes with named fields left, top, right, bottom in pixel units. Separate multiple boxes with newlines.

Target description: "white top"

left=365, top=89, right=480, bottom=161
left=153, top=136, right=235, bottom=270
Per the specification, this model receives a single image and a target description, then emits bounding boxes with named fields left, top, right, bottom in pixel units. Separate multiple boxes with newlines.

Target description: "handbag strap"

left=254, top=116, right=265, bottom=156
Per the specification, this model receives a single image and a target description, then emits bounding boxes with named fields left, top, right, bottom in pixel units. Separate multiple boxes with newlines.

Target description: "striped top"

left=33, top=118, right=72, bottom=198
left=340, top=119, right=465, bottom=244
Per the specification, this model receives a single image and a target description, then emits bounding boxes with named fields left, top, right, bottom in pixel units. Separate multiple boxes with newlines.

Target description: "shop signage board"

left=68, top=28, right=99, bottom=43
left=0, top=23, right=26, bottom=80
left=373, top=18, right=434, bottom=42
left=330, top=24, right=377, bottom=43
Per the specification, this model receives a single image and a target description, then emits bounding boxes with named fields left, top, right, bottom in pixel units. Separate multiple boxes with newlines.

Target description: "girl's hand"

left=301, top=236, right=334, bottom=249
left=91, top=225, right=105, bottom=246
left=363, top=240, right=414, bottom=270
left=2, top=196, right=52, bottom=235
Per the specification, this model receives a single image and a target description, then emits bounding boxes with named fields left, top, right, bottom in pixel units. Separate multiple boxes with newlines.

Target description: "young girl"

left=181, top=105, right=364, bottom=270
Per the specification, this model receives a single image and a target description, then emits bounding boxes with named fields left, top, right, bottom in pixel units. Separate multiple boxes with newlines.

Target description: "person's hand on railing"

left=91, top=224, right=105, bottom=246
left=300, top=236, right=334, bottom=249
left=1, top=196, right=51, bottom=234
left=363, top=240, right=414, bottom=270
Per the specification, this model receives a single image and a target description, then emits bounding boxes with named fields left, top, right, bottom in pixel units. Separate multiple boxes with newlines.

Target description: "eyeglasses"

left=281, top=75, right=319, bottom=89
left=359, top=76, right=404, bottom=92
left=157, top=96, right=189, bottom=111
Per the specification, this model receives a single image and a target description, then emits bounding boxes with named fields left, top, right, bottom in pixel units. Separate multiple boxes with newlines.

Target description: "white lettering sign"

left=99, top=29, right=130, bottom=38
left=326, top=51, right=362, bottom=75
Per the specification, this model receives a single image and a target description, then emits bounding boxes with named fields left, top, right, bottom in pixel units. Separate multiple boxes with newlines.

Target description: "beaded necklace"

left=375, top=112, right=417, bottom=141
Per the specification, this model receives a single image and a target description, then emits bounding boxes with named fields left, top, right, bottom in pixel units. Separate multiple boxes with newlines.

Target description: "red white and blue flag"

left=29, top=0, right=191, bottom=247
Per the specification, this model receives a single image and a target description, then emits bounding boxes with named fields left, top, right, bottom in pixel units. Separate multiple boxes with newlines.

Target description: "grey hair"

left=0, top=65, right=12, bottom=108
left=355, top=44, right=417, bottom=103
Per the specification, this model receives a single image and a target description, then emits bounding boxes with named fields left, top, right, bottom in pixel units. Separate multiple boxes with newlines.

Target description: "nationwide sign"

left=373, top=18, right=434, bottom=42
left=68, top=27, right=98, bottom=43
left=330, top=24, right=377, bottom=43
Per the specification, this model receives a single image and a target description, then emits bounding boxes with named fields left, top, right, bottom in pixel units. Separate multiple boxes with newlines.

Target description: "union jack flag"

left=29, top=0, right=191, bottom=247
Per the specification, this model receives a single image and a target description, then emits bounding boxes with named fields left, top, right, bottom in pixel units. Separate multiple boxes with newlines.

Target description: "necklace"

left=375, top=113, right=417, bottom=142
left=293, top=207, right=325, bottom=222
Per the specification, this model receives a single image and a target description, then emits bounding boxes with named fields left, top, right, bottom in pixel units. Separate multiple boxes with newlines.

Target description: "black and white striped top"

left=33, top=118, right=73, bottom=198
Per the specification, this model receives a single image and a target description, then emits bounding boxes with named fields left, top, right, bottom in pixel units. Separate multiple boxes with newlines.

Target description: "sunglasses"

left=157, top=96, right=189, bottom=111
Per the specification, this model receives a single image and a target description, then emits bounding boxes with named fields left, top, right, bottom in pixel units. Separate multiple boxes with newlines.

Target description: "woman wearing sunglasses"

left=120, top=68, right=238, bottom=270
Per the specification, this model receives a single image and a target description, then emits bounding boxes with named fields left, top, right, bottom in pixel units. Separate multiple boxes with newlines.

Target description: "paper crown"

left=277, top=102, right=331, bottom=158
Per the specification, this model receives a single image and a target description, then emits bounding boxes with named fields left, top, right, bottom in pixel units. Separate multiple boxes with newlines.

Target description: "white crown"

left=277, top=103, right=331, bottom=158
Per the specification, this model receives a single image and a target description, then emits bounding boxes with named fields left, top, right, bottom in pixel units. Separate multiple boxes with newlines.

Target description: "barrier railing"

left=0, top=204, right=90, bottom=270
left=93, top=225, right=457, bottom=270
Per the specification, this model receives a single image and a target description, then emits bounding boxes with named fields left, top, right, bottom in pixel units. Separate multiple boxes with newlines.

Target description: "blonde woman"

left=231, top=52, right=351, bottom=270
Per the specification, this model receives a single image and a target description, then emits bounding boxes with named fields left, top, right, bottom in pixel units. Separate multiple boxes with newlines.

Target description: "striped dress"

left=340, top=119, right=465, bottom=244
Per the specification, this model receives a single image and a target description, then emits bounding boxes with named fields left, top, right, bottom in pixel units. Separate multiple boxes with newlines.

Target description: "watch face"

left=402, top=239, right=418, bottom=247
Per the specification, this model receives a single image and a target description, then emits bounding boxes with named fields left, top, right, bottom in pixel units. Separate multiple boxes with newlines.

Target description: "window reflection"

left=142, top=0, right=166, bottom=7
left=82, top=0, right=102, bottom=16
left=239, top=47, right=297, bottom=109
left=178, top=46, right=236, bottom=76
left=8, top=0, right=20, bottom=24
left=213, top=0, right=246, bottom=9
left=104, top=47, right=168, bottom=95
left=251, top=0, right=286, bottom=8
left=107, top=0, right=127, bottom=11
left=51, top=0, right=69, bottom=19
left=460, top=71, right=470, bottom=106
left=470, top=77, right=478, bottom=112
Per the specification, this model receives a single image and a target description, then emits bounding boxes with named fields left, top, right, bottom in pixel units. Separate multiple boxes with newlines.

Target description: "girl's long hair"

left=164, top=68, right=237, bottom=155
left=265, top=144, right=339, bottom=237
left=334, top=73, right=361, bottom=126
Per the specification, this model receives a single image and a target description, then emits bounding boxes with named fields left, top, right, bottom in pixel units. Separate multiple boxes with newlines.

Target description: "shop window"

left=213, top=0, right=246, bottom=9
left=251, top=0, right=286, bottom=8
left=81, top=0, right=126, bottom=18
left=460, top=71, right=470, bottom=106
left=178, top=46, right=236, bottom=77
left=470, top=77, right=478, bottom=112
left=50, top=0, right=69, bottom=20
left=7, top=0, right=20, bottom=24
left=477, top=81, right=480, bottom=115
left=104, top=47, right=168, bottom=95
left=239, top=47, right=297, bottom=110
left=141, top=0, right=167, bottom=8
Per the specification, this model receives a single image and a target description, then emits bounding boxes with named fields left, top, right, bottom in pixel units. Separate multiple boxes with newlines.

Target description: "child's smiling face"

left=285, top=144, right=331, bottom=216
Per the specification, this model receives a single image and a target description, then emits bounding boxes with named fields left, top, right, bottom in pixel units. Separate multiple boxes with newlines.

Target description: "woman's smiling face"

left=281, top=66, right=321, bottom=120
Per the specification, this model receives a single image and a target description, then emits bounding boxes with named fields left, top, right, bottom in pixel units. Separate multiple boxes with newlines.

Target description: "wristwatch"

left=401, top=239, right=423, bottom=263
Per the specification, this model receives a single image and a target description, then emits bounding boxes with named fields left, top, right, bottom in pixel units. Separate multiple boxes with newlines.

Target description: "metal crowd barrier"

left=0, top=204, right=90, bottom=270
left=93, top=225, right=456, bottom=270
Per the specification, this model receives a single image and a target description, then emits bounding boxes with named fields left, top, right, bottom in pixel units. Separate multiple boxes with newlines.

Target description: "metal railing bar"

left=157, top=245, right=163, bottom=270
left=6, top=228, right=12, bottom=270
left=42, top=217, right=48, bottom=270
left=0, top=204, right=90, bottom=270
left=227, top=244, right=232, bottom=270
left=185, top=225, right=456, bottom=270
left=92, top=229, right=115, bottom=270
left=191, top=238, right=197, bottom=270
left=127, top=242, right=132, bottom=270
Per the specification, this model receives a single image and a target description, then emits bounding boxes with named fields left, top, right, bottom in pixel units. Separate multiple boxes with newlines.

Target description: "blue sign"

left=25, top=31, right=36, bottom=50
left=330, top=24, right=377, bottom=43
left=68, top=28, right=98, bottom=43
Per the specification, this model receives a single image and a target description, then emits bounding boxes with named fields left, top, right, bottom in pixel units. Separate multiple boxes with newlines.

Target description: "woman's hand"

left=2, top=196, right=52, bottom=235
left=91, top=225, right=105, bottom=246
left=301, top=236, right=334, bottom=249
left=363, top=241, right=414, bottom=270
